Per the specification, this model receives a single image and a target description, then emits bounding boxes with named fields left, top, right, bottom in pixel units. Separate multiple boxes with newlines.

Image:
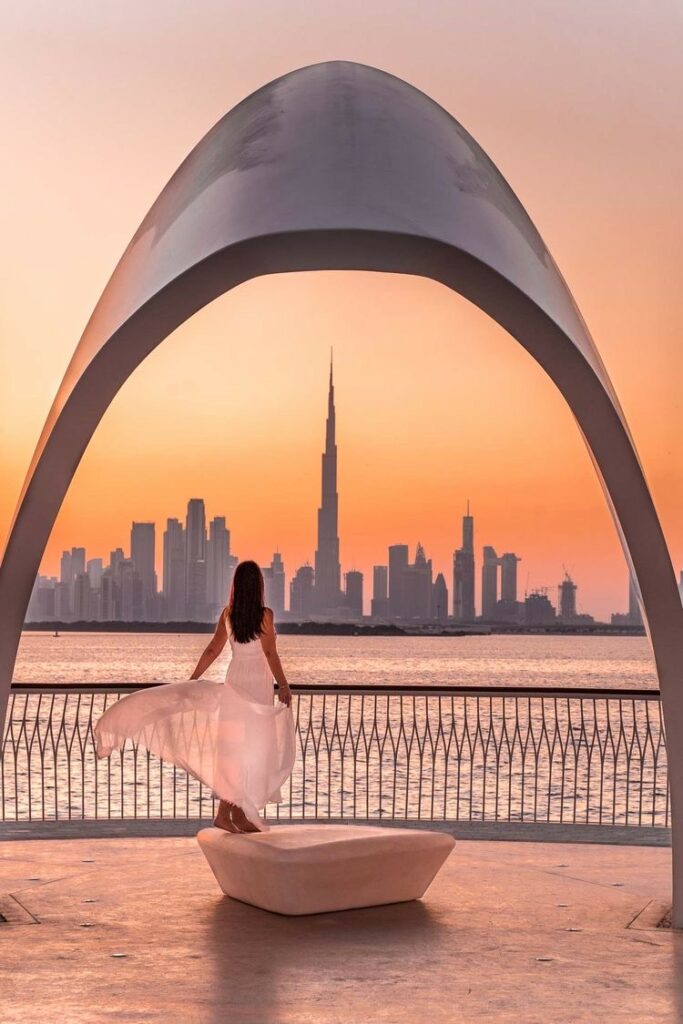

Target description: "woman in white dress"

left=94, top=560, right=296, bottom=833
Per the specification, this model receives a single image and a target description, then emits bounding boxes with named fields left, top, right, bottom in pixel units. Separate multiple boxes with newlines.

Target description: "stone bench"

left=197, top=823, right=454, bottom=915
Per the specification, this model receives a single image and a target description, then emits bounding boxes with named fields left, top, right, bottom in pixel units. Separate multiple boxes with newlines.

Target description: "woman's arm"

left=259, top=608, right=291, bottom=706
left=189, top=609, right=228, bottom=680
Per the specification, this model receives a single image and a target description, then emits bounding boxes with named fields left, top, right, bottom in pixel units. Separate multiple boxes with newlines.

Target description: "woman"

left=94, top=560, right=296, bottom=833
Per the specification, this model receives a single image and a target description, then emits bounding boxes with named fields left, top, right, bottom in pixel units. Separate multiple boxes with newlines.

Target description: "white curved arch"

left=2, top=61, right=681, bottom=919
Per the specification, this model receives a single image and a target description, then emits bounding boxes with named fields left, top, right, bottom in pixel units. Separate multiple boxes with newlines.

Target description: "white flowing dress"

left=94, top=628, right=296, bottom=830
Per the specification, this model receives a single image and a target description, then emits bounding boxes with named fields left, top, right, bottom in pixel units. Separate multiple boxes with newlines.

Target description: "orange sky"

left=1, top=2, right=681, bottom=619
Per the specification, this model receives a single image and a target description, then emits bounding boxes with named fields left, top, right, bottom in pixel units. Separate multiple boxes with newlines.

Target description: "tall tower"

left=500, top=553, right=520, bottom=603
left=185, top=498, right=207, bottom=621
left=290, top=564, right=315, bottom=618
left=432, top=573, right=449, bottom=624
left=58, top=550, right=73, bottom=621
left=344, top=570, right=364, bottom=618
left=131, top=522, right=157, bottom=618
left=71, top=547, right=86, bottom=579
left=453, top=502, right=475, bottom=621
left=388, top=544, right=409, bottom=620
left=263, top=552, right=286, bottom=616
left=206, top=516, right=232, bottom=619
left=313, top=352, right=342, bottom=614
left=371, top=565, right=389, bottom=619
left=402, top=542, right=433, bottom=620
left=558, top=571, right=577, bottom=622
left=162, top=518, right=186, bottom=621
left=481, top=545, right=499, bottom=621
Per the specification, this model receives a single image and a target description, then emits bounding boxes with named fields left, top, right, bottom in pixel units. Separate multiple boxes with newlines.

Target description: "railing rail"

left=2, top=683, right=669, bottom=833
left=8, top=683, right=663, bottom=697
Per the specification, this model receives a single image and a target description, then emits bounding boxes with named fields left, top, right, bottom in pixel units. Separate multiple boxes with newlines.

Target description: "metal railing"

left=1, top=683, right=669, bottom=832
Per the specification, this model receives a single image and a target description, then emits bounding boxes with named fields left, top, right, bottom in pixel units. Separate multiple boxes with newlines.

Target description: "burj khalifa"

left=313, top=353, right=343, bottom=614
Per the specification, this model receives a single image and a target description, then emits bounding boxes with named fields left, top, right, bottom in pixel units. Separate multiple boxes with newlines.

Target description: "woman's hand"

left=261, top=609, right=292, bottom=707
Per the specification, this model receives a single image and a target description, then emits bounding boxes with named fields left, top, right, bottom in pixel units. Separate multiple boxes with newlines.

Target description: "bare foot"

left=214, top=800, right=239, bottom=833
left=229, top=804, right=261, bottom=833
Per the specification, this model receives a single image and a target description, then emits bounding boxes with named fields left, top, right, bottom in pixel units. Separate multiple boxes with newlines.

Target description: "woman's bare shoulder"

left=261, top=607, right=276, bottom=634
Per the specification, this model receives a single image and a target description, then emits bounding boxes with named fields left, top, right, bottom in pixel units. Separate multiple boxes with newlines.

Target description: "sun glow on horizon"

left=1, top=2, right=681, bottom=622
left=7, top=270, right=651, bottom=620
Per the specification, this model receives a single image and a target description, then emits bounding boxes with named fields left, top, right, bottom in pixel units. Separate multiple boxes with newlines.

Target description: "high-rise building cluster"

left=26, top=356, right=660, bottom=627
left=28, top=502, right=286, bottom=625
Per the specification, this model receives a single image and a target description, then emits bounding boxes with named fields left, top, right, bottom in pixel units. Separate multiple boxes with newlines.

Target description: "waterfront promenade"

left=1, top=831, right=679, bottom=1023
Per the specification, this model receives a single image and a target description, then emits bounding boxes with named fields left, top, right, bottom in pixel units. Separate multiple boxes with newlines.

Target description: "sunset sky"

left=1, top=1, right=681, bottom=619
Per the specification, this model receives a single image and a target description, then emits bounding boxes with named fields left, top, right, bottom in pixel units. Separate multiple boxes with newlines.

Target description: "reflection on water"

left=3, top=685, right=668, bottom=827
left=7, top=633, right=662, bottom=827
left=13, top=632, right=657, bottom=690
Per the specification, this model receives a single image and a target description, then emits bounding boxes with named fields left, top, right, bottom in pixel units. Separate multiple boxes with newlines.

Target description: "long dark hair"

left=227, top=560, right=266, bottom=643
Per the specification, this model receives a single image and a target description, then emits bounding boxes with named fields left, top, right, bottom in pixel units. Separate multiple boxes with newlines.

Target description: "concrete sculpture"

left=1, top=62, right=681, bottom=919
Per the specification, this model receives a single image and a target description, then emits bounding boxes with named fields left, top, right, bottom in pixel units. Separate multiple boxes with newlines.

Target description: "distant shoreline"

left=22, top=620, right=646, bottom=638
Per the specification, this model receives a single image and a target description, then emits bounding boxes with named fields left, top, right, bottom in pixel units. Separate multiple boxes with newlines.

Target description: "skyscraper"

left=371, top=565, right=389, bottom=619
left=263, top=552, right=286, bottom=616
left=313, top=354, right=342, bottom=615
left=71, top=547, right=86, bottom=579
left=119, top=558, right=143, bottom=621
left=73, top=572, right=92, bottom=620
left=106, top=547, right=125, bottom=621
left=163, top=519, right=186, bottom=620
left=558, top=571, right=578, bottom=622
left=388, top=544, right=409, bottom=619
left=402, top=543, right=433, bottom=620
left=524, top=588, right=556, bottom=626
left=70, top=546, right=86, bottom=620
left=87, top=558, right=103, bottom=589
left=500, top=553, right=520, bottom=603
left=58, top=550, right=73, bottom=620
left=432, top=573, right=449, bottom=624
left=109, top=548, right=125, bottom=574
left=185, top=499, right=207, bottom=621
left=56, top=546, right=85, bottom=622
left=59, top=550, right=72, bottom=587
left=344, top=570, right=364, bottom=618
left=494, top=551, right=521, bottom=623
left=453, top=504, right=475, bottom=621
left=131, top=522, right=157, bottom=617
left=481, top=545, right=499, bottom=621
left=290, top=564, right=315, bottom=618
left=27, top=575, right=57, bottom=621
left=87, top=558, right=104, bottom=621
left=101, top=568, right=117, bottom=621
left=206, top=516, right=232, bottom=619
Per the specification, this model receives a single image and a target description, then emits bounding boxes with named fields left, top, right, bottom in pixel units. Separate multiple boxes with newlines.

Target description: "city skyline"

left=1, top=14, right=682, bottom=1018
left=23, top=348, right=680, bottom=623
left=28, top=498, right=659, bottom=626
left=27, top=365, right=666, bottom=626
left=2, top=4, right=682, bottom=625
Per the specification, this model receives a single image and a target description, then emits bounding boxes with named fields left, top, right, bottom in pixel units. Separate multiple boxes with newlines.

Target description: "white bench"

left=197, top=823, right=454, bottom=915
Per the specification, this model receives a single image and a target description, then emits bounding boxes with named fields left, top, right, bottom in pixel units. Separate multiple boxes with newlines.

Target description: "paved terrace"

left=1, top=831, right=681, bottom=1023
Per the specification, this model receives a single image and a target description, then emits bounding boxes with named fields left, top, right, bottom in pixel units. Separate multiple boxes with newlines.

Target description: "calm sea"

left=6, top=632, right=663, bottom=825
left=13, top=631, right=657, bottom=690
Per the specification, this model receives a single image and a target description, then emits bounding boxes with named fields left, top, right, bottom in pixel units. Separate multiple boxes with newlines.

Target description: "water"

left=5, top=632, right=665, bottom=826
left=13, top=631, right=658, bottom=690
